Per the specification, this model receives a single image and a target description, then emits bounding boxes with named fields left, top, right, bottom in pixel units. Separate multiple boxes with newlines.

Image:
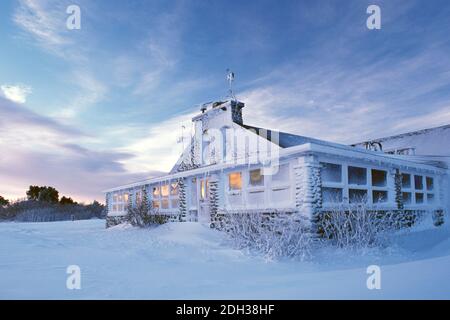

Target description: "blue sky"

left=1, top=0, right=450, bottom=202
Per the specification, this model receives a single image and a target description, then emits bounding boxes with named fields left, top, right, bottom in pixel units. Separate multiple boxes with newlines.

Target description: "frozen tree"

left=127, top=188, right=150, bottom=227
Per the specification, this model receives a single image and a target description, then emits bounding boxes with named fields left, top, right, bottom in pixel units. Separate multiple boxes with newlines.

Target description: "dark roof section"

left=240, top=124, right=335, bottom=148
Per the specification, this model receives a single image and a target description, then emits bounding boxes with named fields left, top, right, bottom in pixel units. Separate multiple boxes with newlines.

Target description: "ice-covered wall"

left=294, top=155, right=322, bottom=224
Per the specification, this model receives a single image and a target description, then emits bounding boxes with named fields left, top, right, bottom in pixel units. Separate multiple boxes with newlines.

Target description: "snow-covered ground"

left=0, top=217, right=449, bottom=299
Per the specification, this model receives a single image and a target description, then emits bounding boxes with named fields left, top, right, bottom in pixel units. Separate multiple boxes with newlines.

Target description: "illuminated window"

left=170, top=182, right=179, bottom=196
left=161, top=199, right=169, bottom=209
left=200, top=179, right=208, bottom=199
left=249, top=169, right=264, bottom=186
left=229, top=172, right=242, bottom=190
left=152, top=201, right=160, bottom=209
left=153, top=186, right=160, bottom=197
left=161, top=184, right=169, bottom=197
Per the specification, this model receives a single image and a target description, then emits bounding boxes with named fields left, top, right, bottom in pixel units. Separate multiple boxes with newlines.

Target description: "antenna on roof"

left=226, top=68, right=236, bottom=101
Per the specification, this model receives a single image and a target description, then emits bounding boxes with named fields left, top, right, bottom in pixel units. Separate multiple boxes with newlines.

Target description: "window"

left=349, top=189, right=367, bottom=203
left=171, top=198, right=179, bottom=208
left=190, top=178, right=197, bottom=207
left=111, top=192, right=129, bottom=213
left=321, top=163, right=342, bottom=183
left=373, top=190, right=388, bottom=203
left=152, top=201, right=160, bottom=209
left=136, top=191, right=142, bottom=205
left=170, top=182, right=179, bottom=196
left=271, top=187, right=291, bottom=204
left=426, top=177, right=434, bottom=191
left=427, top=194, right=435, bottom=204
left=249, top=169, right=264, bottom=186
left=348, top=166, right=367, bottom=185
left=414, top=175, right=423, bottom=190
left=161, top=198, right=169, bottom=209
left=402, top=174, right=411, bottom=188
left=415, top=193, right=424, bottom=204
left=272, top=163, right=290, bottom=183
left=403, top=192, right=412, bottom=204
left=153, top=186, right=160, bottom=197
left=247, top=190, right=265, bottom=206
left=161, top=183, right=170, bottom=197
left=323, top=187, right=343, bottom=203
left=372, top=169, right=387, bottom=187
left=228, top=172, right=242, bottom=191
left=200, top=179, right=208, bottom=199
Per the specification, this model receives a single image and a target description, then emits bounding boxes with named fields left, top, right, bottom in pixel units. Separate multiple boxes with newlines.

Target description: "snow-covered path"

left=0, top=219, right=449, bottom=299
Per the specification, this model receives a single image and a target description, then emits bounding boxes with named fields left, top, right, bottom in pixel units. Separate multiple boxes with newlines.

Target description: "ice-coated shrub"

left=432, top=209, right=445, bottom=227
left=224, top=211, right=313, bottom=261
left=316, top=203, right=400, bottom=249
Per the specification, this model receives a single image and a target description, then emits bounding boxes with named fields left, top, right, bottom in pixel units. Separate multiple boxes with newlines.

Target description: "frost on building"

left=104, top=100, right=450, bottom=230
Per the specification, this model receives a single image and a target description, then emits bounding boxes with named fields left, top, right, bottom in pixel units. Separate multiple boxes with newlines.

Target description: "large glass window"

left=228, top=172, right=242, bottom=190
left=190, top=178, right=197, bottom=207
left=414, top=175, right=423, bottom=190
left=321, top=163, right=342, bottom=183
left=372, top=169, right=387, bottom=187
left=348, top=166, right=367, bottom=185
left=249, top=169, right=264, bottom=186
left=373, top=190, right=388, bottom=203
left=170, top=182, right=179, bottom=196
left=272, top=163, right=290, bottom=183
left=349, top=189, right=368, bottom=203
left=161, top=183, right=170, bottom=197
left=402, top=174, right=411, bottom=188
left=403, top=192, right=412, bottom=204
left=415, top=193, right=424, bottom=204
left=426, top=177, right=434, bottom=191
left=322, top=187, right=343, bottom=203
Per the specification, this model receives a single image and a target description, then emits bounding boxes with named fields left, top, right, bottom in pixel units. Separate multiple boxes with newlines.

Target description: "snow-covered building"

left=104, top=100, right=449, bottom=229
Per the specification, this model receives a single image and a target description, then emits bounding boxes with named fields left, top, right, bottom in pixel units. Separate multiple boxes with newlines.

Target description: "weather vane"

left=226, top=68, right=236, bottom=101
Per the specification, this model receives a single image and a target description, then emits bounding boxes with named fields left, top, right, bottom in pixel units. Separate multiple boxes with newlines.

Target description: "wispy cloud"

left=0, top=84, right=32, bottom=104
left=0, top=97, right=153, bottom=202
left=13, top=0, right=73, bottom=57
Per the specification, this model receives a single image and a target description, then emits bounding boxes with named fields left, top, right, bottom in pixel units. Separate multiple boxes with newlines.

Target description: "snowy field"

left=0, top=217, right=449, bottom=299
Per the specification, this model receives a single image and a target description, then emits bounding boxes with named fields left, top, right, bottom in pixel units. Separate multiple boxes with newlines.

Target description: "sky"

left=1, top=0, right=450, bottom=203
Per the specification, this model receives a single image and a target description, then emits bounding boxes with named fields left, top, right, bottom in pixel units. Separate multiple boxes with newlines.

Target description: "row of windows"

left=321, top=162, right=435, bottom=206
left=226, top=164, right=292, bottom=208
left=152, top=181, right=179, bottom=210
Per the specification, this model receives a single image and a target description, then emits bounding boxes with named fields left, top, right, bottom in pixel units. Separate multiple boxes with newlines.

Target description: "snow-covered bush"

left=224, top=211, right=312, bottom=261
left=127, top=189, right=169, bottom=227
left=317, top=203, right=400, bottom=249
left=432, top=209, right=445, bottom=227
